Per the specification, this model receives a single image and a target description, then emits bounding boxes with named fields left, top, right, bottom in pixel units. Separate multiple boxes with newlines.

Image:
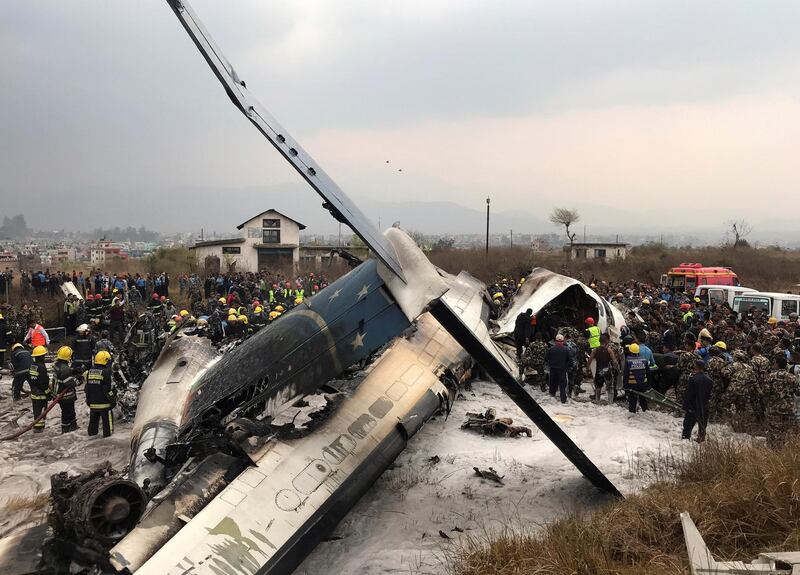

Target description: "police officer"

left=85, top=350, right=115, bottom=437
left=29, top=345, right=50, bottom=433
left=52, top=346, right=79, bottom=433
left=10, top=343, right=31, bottom=401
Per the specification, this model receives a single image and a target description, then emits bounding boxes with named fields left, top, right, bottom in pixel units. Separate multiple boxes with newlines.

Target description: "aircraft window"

left=781, top=299, right=798, bottom=317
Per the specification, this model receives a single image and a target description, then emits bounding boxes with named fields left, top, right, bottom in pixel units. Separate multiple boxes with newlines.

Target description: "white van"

left=732, top=292, right=800, bottom=322
left=694, top=285, right=756, bottom=307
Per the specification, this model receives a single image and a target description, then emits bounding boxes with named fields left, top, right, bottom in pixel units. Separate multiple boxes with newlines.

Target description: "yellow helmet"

left=628, top=343, right=640, bottom=354
left=493, top=292, right=504, bottom=300
left=94, top=350, right=112, bottom=366
left=57, top=346, right=73, bottom=361
left=520, top=277, right=526, bottom=284
left=32, top=345, right=48, bottom=358
left=12, top=343, right=23, bottom=351
left=294, top=297, right=303, bottom=304
left=179, top=310, right=189, bottom=317
left=275, top=305, right=284, bottom=312
left=768, top=316, right=779, bottom=325
left=237, top=314, right=248, bottom=323
left=254, top=306, right=264, bottom=313
left=227, top=315, right=238, bottom=322
left=218, top=297, right=226, bottom=304
left=269, top=311, right=280, bottom=320
left=641, top=298, right=650, bottom=305
left=714, top=341, right=727, bottom=350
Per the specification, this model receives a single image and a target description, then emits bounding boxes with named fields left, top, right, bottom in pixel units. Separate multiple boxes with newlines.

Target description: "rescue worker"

left=251, top=306, right=267, bottom=331
left=763, top=355, right=800, bottom=444
left=51, top=346, right=79, bottom=433
left=584, top=317, right=601, bottom=350
left=148, top=293, right=163, bottom=315
left=85, top=350, right=115, bottom=437
left=545, top=334, right=571, bottom=403
left=72, top=324, right=95, bottom=373
left=682, top=360, right=712, bottom=442
left=29, top=345, right=50, bottom=433
left=589, top=333, right=619, bottom=402
left=10, top=343, right=31, bottom=401
left=268, top=310, right=281, bottom=322
left=623, top=343, right=651, bottom=413
left=513, top=309, right=533, bottom=362
left=0, top=309, right=11, bottom=369
left=24, top=319, right=50, bottom=348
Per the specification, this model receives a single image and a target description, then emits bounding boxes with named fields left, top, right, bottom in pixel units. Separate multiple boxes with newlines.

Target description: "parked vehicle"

left=694, top=285, right=756, bottom=307
left=661, top=263, right=739, bottom=291
left=733, top=291, right=800, bottom=321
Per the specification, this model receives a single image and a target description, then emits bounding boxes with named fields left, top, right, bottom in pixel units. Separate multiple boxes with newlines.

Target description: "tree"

left=549, top=208, right=580, bottom=246
left=727, top=219, right=752, bottom=248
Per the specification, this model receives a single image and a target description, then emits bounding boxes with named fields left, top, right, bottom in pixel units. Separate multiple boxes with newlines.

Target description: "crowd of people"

left=2, top=266, right=798, bottom=444
left=514, top=279, right=800, bottom=443
left=0, top=268, right=331, bottom=438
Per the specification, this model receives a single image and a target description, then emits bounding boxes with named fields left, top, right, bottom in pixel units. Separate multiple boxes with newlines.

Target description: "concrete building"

left=567, top=242, right=630, bottom=261
left=89, top=240, right=128, bottom=267
left=191, top=209, right=305, bottom=273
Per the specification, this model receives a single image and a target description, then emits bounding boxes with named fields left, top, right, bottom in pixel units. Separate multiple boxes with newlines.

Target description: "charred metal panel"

left=179, top=259, right=410, bottom=436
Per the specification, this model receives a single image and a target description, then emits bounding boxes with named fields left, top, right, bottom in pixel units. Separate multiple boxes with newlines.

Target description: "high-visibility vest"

left=30, top=326, right=47, bottom=347
left=586, top=325, right=601, bottom=349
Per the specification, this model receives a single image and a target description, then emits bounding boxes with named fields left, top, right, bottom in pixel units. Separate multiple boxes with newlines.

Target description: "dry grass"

left=429, top=245, right=800, bottom=292
left=449, top=436, right=800, bottom=575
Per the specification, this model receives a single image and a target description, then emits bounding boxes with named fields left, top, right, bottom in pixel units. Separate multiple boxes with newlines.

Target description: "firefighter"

left=72, top=324, right=95, bottom=373
left=29, top=345, right=50, bottom=433
left=251, top=306, right=267, bottom=331
left=85, top=350, right=115, bottom=437
left=0, top=310, right=12, bottom=369
left=51, top=346, right=79, bottom=433
left=10, top=343, right=31, bottom=401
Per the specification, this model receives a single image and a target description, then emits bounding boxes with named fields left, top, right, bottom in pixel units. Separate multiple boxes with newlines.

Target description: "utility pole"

left=485, top=197, right=491, bottom=255
left=510, top=229, right=513, bottom=249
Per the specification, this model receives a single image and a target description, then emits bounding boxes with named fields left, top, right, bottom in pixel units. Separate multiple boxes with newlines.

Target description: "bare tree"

left=726, top=219, right=753, bottom=248
left=549, top=208, right=580, bottom=246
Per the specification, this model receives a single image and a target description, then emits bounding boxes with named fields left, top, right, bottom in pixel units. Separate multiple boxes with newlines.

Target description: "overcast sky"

left=1, top=1, right=798, bottom=235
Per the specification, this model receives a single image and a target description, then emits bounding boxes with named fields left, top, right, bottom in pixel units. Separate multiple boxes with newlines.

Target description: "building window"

left=222, top=246, right=241, bottom=254
left=595, top=249, right=607, bottom=258
left=574, top=248, right=587, bottom=258
left=263, top=219, right=281, bottom=229
left=263, top=230, right=281, bottom=244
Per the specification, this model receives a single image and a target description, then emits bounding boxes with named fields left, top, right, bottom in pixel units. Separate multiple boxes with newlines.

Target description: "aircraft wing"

left=431, top=295, right=622, bottom=497
left=165, top=0, right=404, bottom=282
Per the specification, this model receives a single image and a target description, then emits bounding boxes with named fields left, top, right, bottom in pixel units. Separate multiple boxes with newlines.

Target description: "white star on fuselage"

left=351, top=332, right=366, bottom=349
left=329, top=289, right=342, bottom=302
left=356, top=284, right=370, bottom=300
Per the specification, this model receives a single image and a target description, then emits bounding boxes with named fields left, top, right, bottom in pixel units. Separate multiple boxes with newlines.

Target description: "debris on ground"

left=427, top=455, right=440, bottom=465
left=473, top=467, right=505, bottom=485
left=462, top=408, right=532, bottom=438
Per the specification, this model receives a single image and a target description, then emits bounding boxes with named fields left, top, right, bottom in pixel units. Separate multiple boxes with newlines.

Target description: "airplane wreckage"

left=0, top=2, right=633, bottom=574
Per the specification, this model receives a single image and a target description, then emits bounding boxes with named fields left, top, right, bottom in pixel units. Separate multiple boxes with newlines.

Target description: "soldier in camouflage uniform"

left=705, top=345, right=730, bottom=418
left=674, top=336, right=699, bottom=402
left=722, top=350, right=757, bottom=428
left=521, top=339, right=549, bottom=391
left=762, top=355, right=800, bottom=444
left=749, top=343, right=771, bottom=421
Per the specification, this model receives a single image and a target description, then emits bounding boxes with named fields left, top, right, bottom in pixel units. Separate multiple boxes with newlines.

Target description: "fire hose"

left=0, top=388, right=70, bottom=441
